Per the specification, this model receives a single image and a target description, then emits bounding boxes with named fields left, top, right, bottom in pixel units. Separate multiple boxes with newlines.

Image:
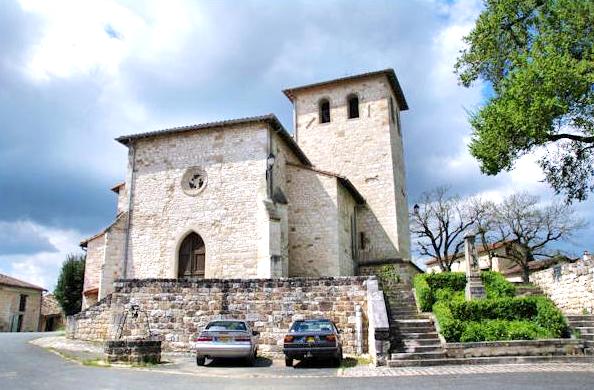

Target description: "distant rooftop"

left=283, top=68, right=409, bottom=111
left=0, top=273, right=45, bottom=291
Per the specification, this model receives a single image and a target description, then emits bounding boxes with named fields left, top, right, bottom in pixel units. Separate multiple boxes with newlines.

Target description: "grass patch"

left=339, top=355, right=372, bottom=368
left=82, top=359, right=110, bottom=367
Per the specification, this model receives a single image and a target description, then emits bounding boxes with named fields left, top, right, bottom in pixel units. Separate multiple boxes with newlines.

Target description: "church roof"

left=0, top=273, right=45, bottom=291
left=115, top=114, right=311, bottom=166
left=282, top=68, right=409, bottom=111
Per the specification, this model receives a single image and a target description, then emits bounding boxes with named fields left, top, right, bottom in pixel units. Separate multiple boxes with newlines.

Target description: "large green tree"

left=54, top=253, right=86, bottom=316
left=455, top=0, right=594, bottom=202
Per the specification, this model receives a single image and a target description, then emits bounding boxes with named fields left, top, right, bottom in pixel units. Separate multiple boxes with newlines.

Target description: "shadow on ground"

left=203, top=357, right=274, bottom=368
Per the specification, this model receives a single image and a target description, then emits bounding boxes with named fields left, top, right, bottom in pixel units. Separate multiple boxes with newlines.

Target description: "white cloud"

left=0, top=220, right=84, bottom=290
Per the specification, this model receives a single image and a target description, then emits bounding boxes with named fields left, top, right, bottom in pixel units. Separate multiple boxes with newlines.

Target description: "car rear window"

left=290, top=320, right=334, bottom=333
left=205, top=321, right=247, bottom=331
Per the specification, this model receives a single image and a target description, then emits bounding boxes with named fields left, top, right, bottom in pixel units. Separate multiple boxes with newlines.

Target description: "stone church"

left=81, top=69, right=411, bottom=308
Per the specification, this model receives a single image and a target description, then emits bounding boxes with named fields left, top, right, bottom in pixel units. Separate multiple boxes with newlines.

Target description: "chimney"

left=584, top=250, right=592, bottom=262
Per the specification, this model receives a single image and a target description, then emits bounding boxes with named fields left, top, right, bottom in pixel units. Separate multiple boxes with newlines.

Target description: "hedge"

left=481, top=271, right=516, bottom=299
left=413, top=272, right=466, bottom=312
left=435, top=296, right=569, bottom=342
left=459, top=320, right=547, bottom=342
left=415, top=271, right=569, bottom=342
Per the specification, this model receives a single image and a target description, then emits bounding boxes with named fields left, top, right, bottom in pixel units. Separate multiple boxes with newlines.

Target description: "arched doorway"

left=178, top=232, right=205, bottom=278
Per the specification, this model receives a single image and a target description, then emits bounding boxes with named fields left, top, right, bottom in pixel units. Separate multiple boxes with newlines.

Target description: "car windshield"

left=290, top=320, right=334, bottom=333
left=205, top=321, right=247, bottom=331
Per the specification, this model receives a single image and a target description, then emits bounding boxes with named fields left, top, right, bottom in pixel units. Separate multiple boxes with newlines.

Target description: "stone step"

left=386, top=354, right=594, bottom=368
left=395, top=331, right=439, bottom=339
left=393, top=326, right=437, bottom=334
left=397, top=345, right=444, bottom=353
left=390, top=315, right=424, bottom=321
left=574, top=327, right=594, bottom=334
left=568, top=320, right=594, bottom=327
left=566, top=315, right=594, bottom=321
left=401, top=339, right=443, bottom=347
left=578, top=333, right=594, bottom=341
left=391, top=351, right=447, bottom=360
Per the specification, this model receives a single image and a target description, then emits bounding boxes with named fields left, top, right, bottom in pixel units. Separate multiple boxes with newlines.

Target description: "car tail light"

left=284, top=335, right=294, bottom=343
left=235, top=336, right=251, bottom=342
left=195, top=336, right=212, bottom=342
left=325, top=335, right=336, bottom=342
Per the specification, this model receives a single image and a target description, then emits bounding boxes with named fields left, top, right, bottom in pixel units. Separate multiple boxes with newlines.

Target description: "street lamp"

left=413, top=204, right=420, bottom=215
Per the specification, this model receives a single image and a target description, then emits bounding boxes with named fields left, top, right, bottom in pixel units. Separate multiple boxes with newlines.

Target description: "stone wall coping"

left=358, top=258, right=423, bottom=273
left=113, top=276, right=374, bottom=288
left=445, top=338, right=582, bottom=349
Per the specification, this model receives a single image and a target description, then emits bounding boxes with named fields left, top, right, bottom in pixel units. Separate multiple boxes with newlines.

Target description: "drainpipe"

left=355, top=304, right=363, bottom=355
left=122, top=143, right=136, bottom=279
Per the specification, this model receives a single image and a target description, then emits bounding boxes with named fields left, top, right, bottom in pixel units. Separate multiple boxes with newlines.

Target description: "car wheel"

left=285, top=357, right=293, bottom=367
left=246, top=352, right=256, bottom=367
left=334, top=350, right=343, bottom=367
left=196, top=355, right=206, bottom=366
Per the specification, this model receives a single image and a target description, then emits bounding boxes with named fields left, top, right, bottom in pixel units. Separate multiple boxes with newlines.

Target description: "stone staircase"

left=381, top=280, right=446, bottom=367
left=567, top=314, right=594, bottom=355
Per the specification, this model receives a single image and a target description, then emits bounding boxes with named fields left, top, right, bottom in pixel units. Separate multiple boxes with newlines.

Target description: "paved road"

left=2, top=333, right=594, bottom=390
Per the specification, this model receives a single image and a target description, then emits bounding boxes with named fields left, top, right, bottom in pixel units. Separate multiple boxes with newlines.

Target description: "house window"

left=347, top=94, right=359, bottom=119
left=19, top=294, right=27, bottom=311
left=319, top=99, right=330, bottom=123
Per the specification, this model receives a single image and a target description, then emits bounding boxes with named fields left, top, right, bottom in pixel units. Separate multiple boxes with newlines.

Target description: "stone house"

left=40, top=293, right=65, bottom=332
left=425, top=241, right=522, bottom=280
left=81, top=69, right=412, bottom=308
left=0, top=273, right=44, bottom=332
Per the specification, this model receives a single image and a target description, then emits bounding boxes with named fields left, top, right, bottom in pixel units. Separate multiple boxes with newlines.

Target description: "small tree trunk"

left=522, top=264, right=530, bottom=283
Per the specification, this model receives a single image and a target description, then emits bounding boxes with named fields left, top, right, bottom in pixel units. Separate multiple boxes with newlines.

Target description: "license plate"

left=306, top=336, right=315, bottom=343
left=217, top=336, right=230, bottom=342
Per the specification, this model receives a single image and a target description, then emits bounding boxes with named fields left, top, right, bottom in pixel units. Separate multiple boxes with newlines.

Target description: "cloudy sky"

left=1, top=0, right=592, bottom=290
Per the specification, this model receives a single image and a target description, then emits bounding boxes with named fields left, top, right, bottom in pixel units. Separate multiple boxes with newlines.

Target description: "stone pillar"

left=464, top=232, right=486, bottom=300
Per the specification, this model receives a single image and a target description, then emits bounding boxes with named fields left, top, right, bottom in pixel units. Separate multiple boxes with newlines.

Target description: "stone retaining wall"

left=445, top=339, right=585, bottom=358
left=67, top=277, right=371, bottom=356
left=530, top=257, right=594, bottom=314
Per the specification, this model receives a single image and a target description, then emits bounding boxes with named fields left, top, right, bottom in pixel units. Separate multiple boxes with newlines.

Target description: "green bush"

left=433, top=301, right=465, bottom=342
left=459, top=320, right=544, bottom=342
left=413, top=274, right=433, bottom=312
left=426, top=272, right=467, bottom=291
left=533, top=297, right=570, bottom=338
left=414, top=272, right=466, bottom=312
left=436, top=296, right=568, bottom=342
left=481, top=271, right=516, bottom=298
left=448, top=297, right=538, bottom=322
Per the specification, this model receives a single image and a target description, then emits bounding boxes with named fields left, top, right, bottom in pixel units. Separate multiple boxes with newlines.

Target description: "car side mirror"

left=338, top=329, right=343, bottom=334
left=253, top=330, right=260, bottom=336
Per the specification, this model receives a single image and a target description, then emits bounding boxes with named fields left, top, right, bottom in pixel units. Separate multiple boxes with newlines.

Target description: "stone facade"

left=82, top=212, right=127, bottom=306
left=80, top=69, right=413, bottom=309
left=68, top=277, right=371, bottom=356
left=287, top=73, right=410, bottom=261
left=0, top=276, right=43, bottom=332
left=530, top=255, right=594, bottom=315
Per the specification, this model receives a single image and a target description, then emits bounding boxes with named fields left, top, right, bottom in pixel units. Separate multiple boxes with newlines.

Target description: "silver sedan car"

left=194, top=320, right=260, bottom=366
